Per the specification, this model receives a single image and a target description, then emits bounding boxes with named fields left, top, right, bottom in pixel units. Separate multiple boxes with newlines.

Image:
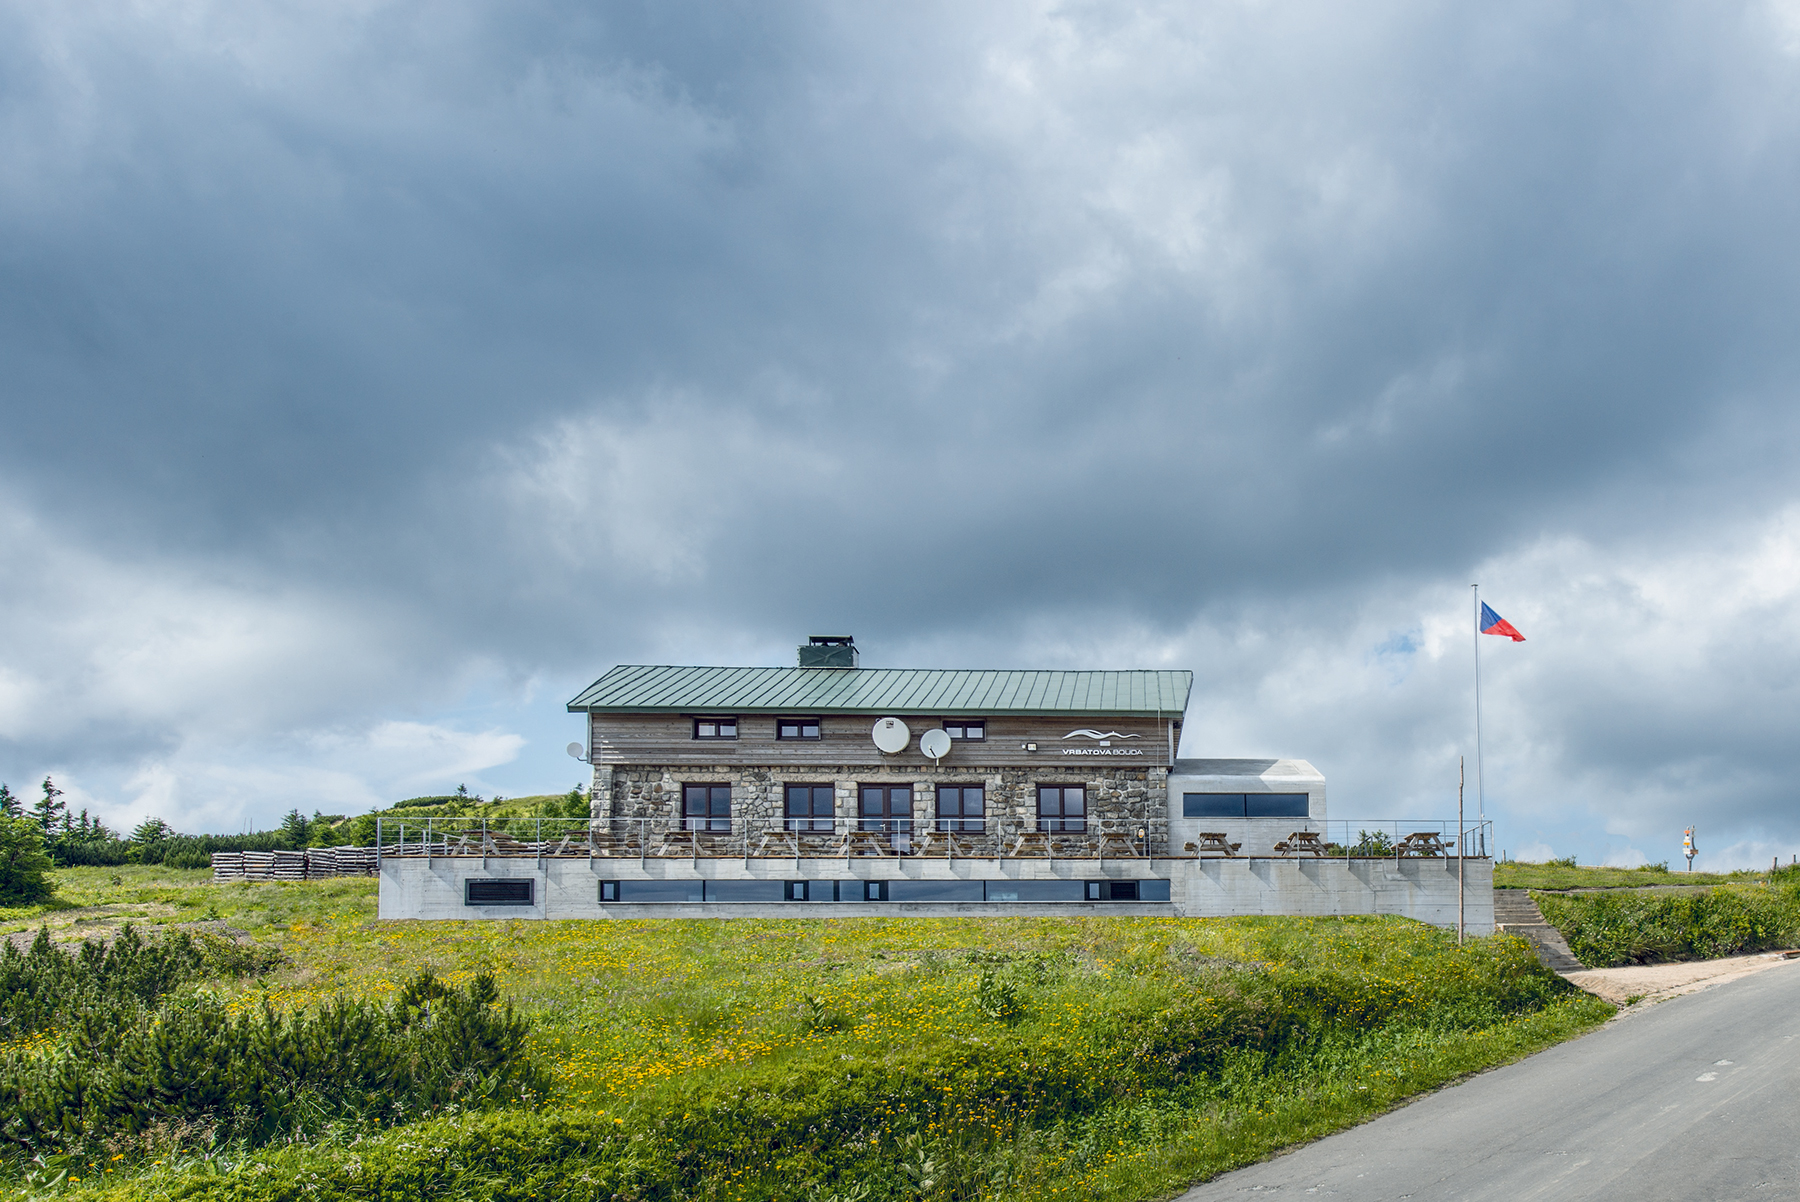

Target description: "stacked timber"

left=212, top=846, right=379, bottom=882
left=334, top=846, right=378, bottom=875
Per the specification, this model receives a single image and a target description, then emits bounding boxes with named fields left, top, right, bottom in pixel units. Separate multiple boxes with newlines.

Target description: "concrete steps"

left=1494, top=889, right=1586, bottom=973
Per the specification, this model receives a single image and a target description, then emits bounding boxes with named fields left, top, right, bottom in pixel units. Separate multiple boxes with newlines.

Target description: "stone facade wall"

left=590, top=762, right=1170, bottom=852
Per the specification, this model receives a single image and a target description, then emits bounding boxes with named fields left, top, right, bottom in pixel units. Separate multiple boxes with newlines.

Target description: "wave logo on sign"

left=1062, top=730, right=1141, bottom=741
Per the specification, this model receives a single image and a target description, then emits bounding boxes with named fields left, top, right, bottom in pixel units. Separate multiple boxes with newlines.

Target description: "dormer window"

left=693, top=717, right=738, bottom=740
left=777, top=717, right=822, bottom=740
left=944, top=720, right=984, bottom=741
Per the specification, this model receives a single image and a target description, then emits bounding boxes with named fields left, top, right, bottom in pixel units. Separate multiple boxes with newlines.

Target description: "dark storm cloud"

left=2, top=0, right=1799, bottom=858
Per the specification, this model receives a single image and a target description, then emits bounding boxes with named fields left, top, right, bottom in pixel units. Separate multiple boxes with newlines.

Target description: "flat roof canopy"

left=569, top=665, right=1193, bottom=718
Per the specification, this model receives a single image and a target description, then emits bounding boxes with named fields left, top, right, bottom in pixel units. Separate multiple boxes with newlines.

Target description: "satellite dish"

left=872, top=717, right=910, bottom=754
left=566, top=742, right=585, bottom=760
left=919, top=729, right=952, bottom=761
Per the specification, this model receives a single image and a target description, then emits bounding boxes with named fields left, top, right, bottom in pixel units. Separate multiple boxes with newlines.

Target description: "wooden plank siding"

left=589, top=713, right=1178, bottom=769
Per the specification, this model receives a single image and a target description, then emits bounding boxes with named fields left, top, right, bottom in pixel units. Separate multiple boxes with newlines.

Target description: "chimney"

left=798, top=635, right=857, bottom=669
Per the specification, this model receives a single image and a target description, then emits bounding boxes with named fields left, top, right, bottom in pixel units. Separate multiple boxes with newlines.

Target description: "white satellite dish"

left=566, top=742, right=585, bottom=760
left=919, top=729, right=952, bottom=761
left=872, top=717, right=911, bottom=754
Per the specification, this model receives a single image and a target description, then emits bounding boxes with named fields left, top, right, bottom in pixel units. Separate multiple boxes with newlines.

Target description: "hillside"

left=0, top=866, right=1610, bottom=1202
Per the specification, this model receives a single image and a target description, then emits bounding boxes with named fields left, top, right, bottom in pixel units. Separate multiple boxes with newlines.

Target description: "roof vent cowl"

left=799, top=636, right=858, bottom=669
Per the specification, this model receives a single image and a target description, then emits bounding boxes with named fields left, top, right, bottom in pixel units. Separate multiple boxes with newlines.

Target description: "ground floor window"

left=936, top=785, right=985, bottom=833
left=784, top=784, right=836, bottom=833
left=684, top=783, right=732, bottom=832
left=860, top=784, right=913, bottom=848
left=1037, top=785, right=1086, bottom=833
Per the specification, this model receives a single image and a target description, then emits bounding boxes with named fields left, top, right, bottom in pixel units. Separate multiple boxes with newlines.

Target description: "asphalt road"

left=1178, top=960, right=1800, bottom=1200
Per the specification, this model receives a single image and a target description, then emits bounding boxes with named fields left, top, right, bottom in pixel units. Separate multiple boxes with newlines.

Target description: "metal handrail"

left=372, top=815, right=1495, bottom=865
left=375, top=814, right=1156, bottom=864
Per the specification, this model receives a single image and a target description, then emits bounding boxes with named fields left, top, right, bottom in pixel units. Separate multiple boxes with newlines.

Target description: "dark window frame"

left=943, top=719, right=985, bottom=741
left=692, top=716, right=739, bottom=740
left=683, top=782, right=733, bottom=832
left=783, top=783, right=837, bottom=833
left=776, top=717, right=823, bottom=741
left=935, top=784, right=986, bottom=833
left=859, top=783, right=914, bottom=847
left=1036, top=784, right=1088, bottom=833
left=464, top=879, right=534, bottom=906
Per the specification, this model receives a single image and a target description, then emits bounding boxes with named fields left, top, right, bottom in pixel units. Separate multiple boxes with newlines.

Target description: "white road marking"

left=1696, top=1072, right=1719, bottom=1081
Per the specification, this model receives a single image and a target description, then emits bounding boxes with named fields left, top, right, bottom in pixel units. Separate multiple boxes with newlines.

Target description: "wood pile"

left=210, top=846, right=382, bottom=882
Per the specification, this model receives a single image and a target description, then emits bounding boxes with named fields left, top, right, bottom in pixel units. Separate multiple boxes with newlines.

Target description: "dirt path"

left=1565, top=950, right=1800, bottom=1006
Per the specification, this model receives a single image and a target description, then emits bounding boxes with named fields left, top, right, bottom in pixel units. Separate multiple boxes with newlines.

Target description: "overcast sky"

left=3, top=0, right=1798, bottom=868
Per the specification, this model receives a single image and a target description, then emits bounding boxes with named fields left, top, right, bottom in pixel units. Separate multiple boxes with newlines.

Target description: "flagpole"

left=1472, top=584, right=1485, bottom=837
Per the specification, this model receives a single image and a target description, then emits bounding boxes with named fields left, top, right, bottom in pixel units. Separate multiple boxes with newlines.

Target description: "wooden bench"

left=1095, top=831, right=1140, bottom=859
left=1272, top=830, right=1327, bottom=857
left=1184, top=832, right=1242, bottom=857
left=1396, top=832, right=1450, bottom=857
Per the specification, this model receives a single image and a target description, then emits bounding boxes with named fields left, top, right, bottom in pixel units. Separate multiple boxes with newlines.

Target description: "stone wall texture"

left=590, top=763, right=1170, bottom=851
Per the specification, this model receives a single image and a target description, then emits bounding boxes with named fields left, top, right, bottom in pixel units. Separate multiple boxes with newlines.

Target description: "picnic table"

left=1184, top=832, right=1242, bottom=857
left=1396, top=831, right=1451, bottom=857
left=1009, top=831, right=1053, bottom=858
left=1272, top=830, right=1327, bottom=857
left=1095, top=831, right=1141, bottom=859
left=844, top=829, right=897, bottom=857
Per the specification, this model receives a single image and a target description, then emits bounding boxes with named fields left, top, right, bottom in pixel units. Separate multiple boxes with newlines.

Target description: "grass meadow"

left=0, top=868, right=1611, bottom=1202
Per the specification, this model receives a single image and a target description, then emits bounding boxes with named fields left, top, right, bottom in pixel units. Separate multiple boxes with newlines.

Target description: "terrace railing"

left=373, top=816, right=1494, bottom=867
left=375, top=815, right=1160, bottom=866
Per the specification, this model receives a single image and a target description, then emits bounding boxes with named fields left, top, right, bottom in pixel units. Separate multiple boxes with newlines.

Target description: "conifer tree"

left=0, top=783, right=18, bottom=819
left=32, top=777, right=64, bottom=836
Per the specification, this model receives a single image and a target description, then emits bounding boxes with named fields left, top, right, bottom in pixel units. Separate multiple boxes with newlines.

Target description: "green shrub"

left=121, top=933, right=1592, bottom=1202
left=0, top=969, right=544, bottom=1157
left=0, top=817, right=56, bottom=904
left=1535, top=887, right=1800, bottom=967
left=0, top=925, right=279, bottom=1040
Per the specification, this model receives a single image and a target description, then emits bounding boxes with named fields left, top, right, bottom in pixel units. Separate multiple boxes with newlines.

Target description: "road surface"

left=1178, top=959, right=1800, bottom=1200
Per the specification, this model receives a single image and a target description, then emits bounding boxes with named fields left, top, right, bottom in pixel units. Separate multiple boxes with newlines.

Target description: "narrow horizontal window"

left=1183, top=793, right=1247, bottom=819
left=1244, top=793, right=1309, bottom=818
left=777, top=718, right=822, bottom=740
left=465, top=879, right=533, bottom=906
left=693, top=717, right=738, bottom=740
left=944, top=720, right=985, bottom=740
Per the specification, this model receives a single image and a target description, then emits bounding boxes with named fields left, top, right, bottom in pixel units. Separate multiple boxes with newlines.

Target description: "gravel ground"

left=1565, top=950, right=1800, bottom=1006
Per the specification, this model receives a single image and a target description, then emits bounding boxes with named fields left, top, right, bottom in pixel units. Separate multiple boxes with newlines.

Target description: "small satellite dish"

left=872, top=717, right=910, bottom=754
left=919, top=729, right=952, bottom=761
left=566, top=742, right=585, bottom=760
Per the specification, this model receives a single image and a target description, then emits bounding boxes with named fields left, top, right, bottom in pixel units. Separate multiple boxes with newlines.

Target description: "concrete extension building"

left=375, top=637, right=1492, bottom=931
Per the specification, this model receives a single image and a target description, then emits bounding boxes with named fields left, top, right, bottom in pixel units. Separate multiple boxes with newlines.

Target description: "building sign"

left=1060, top=729, right=1144, bottom=756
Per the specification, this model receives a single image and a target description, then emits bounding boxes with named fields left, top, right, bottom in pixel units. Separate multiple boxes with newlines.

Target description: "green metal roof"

left=568, top=666, right=1193, bottom=717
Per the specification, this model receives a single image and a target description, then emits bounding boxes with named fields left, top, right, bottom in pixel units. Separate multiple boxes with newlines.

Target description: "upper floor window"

left=944, top=720, right=984, bottom=740
left=784, top=784, right=835, bottom=833
left=777, top=717, right=822, bottom=740
left=693, top=717, right=738, bottom=740
left=936, top=785, right=985, bottom=833
left=684, top=783, right=732, bottom=832
left=1037, top=785, right=1086, bottom=833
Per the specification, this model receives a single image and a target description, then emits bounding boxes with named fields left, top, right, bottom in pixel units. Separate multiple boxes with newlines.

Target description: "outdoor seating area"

left=1184, top=832, right=1243, bottom=857
left=1272, top=830, right=1327, bottom=857
left=377, top=819, right=1160, bottom=861
left=375, top=819, right=1481, bottom=863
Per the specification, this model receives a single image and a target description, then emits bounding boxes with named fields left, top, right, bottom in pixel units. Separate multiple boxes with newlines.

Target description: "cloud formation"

left=0, top=0, right=1797, bottom=864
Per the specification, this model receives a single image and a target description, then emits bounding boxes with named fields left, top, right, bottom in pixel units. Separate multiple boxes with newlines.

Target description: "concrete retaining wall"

left=378, top=855, right=1493, bottom=932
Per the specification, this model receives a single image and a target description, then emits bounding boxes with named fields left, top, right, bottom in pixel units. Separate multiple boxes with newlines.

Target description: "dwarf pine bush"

left=1535, top=886, right=1800, bottom=966
left=0, top=928, right=547, bottom=1161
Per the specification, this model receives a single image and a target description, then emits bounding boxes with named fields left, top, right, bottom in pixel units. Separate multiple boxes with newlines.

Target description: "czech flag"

left=1480, top=602, right=1526, bottom=642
